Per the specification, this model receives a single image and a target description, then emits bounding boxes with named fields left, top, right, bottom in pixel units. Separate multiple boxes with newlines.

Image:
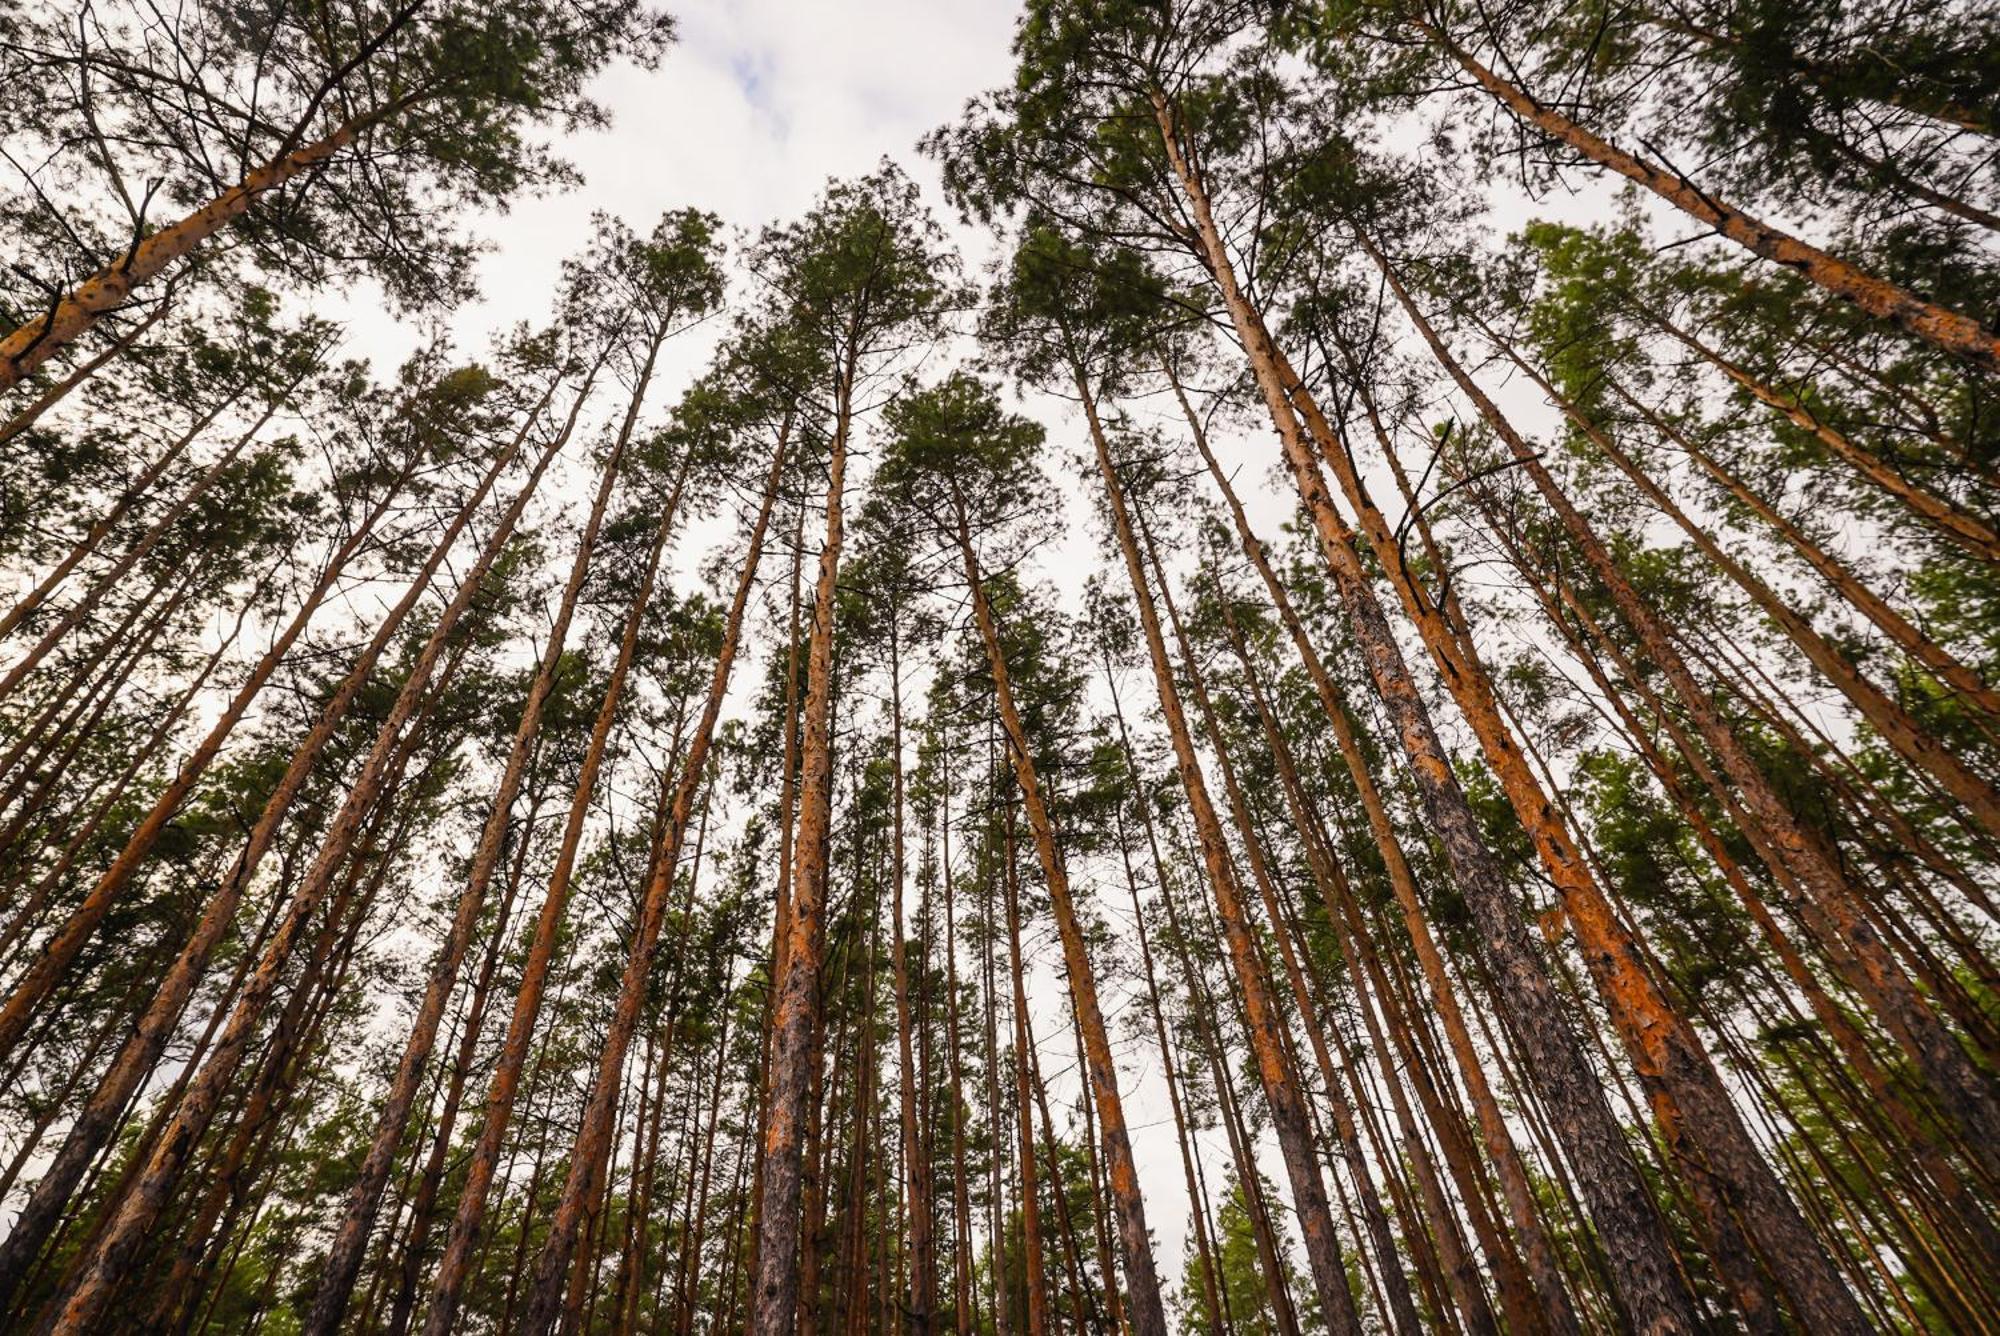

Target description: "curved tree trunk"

left=1412, top=18, right=2000, bottom=370
left=1149, top=90, right=1703, bottom=1335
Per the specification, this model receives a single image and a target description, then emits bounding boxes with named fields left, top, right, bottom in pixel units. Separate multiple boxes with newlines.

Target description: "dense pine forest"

left=2, top=0, right=1997, bottom=1331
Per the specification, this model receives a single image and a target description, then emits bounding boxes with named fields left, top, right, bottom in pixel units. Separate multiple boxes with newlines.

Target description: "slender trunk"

left=0, top=366, right=545, bottom=1059
left=999, top=802, right=1051, bottom=1336
left=0, top=384, right=283, bottom=703
left=1607, top=373, right=2000, bottom=724
left=1137, top=506, right=1424, bottom=1336
left=1379, top=245, right=2000, bottom=1225
left=942, top=745, right=977, bottom=1336
left=151, top=741, right=419, bottom=1333
left=1565, top=358, right=2000, bottom=835
left=1082, top=366, right=1363, bottom=1336
left=1, top=368, right=236, bottom=642
left=749, top=486, right=809, bottom=1295
left=983, top=722, right=1015, bottom=1336
left=670, top=951, right=735, bottom=1336
left=750, top=382, right=856, bottom=1334
left=418, top=442, right=695, bottom=1336
left=1207, top=573, right=1518, bottom=1336
left=1065, top=1003, right=1121, bottom=1336
left=1658, top=314, right=2000, bottom=561
left=515, top=419, right=789, bottom=1335
left=1111, top=800, right=1226, bottom=1333
left=39, top=404, right=566, bottom=1335
left=303, top=351, right=631, bottom=1336
left=0, top=394, right=545, bottom=1307
left=888, top=612, right=937, bottom=1334
left=384, top=801, right=541, bottom=1336
left=1151, top=91, right=1703, bottom=1334
left=1412, top=17, right=2000, bottom=370
left=949, top=490, right=1170, bottom=1336
left=1173, top=359, right=1579, bottom=1335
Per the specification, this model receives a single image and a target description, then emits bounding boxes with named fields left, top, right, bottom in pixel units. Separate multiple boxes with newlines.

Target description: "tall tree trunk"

left=37, top=400, right=567, bottom=1335
left=0, top=366, right=560, bottom=1061
left=1202, top=566, right=1521, bottom=1336
left=748, top=486, right=809, bottom=1297
left=1137, top=503, right=1425, bottom=1336
left=1480, top=329, right=2000, bottom=819
left=948, top=487, right=1171, bottom=1336
left=1082, top=364, right=1364, bottom=1336
left=1149, top=90, right=1703, bottom=1335
left=750, top=379, right=856, bottom=1334
left=1409, top=17, right=2000, bottom=370
left=0, top=367, right=241, bottom=642
left=0, top=387, right=552, bottom=1308
left=998, top=801, right=1051, bottom=1336
left=516, top=418, right=789, bottom=1335
left=887, top=610, right=938, bottom=1335
left=1373, top=241, right=2000, bottom=1231
left=303, top=348, right=632, bottom=1336
left=385, top=797, right=543, bottom=1336
left=0, top=383, right=288, bottom=704
left=941, top=740, right=978, bottom=1336
left=418, top=441, right=696, bottom=1336
left=1107, top=786, right=1226, bottom=1335
left=1171, top=357, right=1582, bottom=1336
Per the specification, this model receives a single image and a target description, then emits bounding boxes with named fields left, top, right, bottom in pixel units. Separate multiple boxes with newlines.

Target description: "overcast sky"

left=442, top=0, right=1019, bottom=339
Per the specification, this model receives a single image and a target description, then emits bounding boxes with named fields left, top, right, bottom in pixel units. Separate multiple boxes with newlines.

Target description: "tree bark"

left=515, top=417, right=789, bottom=1335
left=0, top=98, right=406, bottom=389
left=301, top=352, right=629, bottom=1336
left=950, top=486, right=1171, bottom=1336
left=38, top=400, right=566, bottom=1335
left=1149, top=89, right=1701, bottom=1335
left=418, top=442, right=695, bottom=1336
left=1412, top=17, right=2000, bottom=370
left=1083, top=362, right=1364, bottom=1336
left=749, top=383, right=855, bottom=1335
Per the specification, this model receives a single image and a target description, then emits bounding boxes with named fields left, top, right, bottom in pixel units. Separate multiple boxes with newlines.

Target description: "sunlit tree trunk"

left=420, top=441, right=696, bottom=1336
left=948, top=483, right=1171, bottom=1336
left=1412, top=17, right=2000, bottom=370
left=1150, top=90, right=1704, bottom=1335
